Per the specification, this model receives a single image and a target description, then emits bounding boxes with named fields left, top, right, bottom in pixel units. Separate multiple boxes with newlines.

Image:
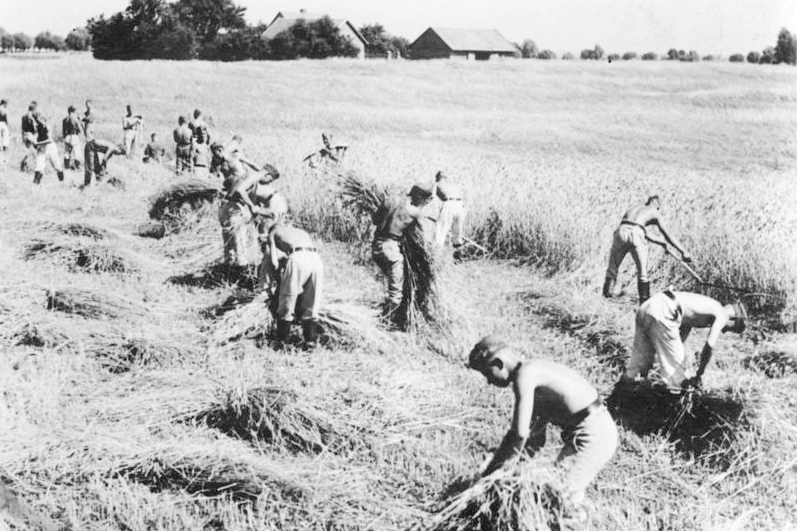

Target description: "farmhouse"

left=262, top=10, right=368, bottom=59
left=408, top=28, right=518, bottom=60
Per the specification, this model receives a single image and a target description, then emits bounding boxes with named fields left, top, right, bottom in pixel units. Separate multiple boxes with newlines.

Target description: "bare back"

left=373, top=196, right=422, bottom=239
left=515, top=359, right=599, bottom=428
left=622, top=203, right=660, bottom=227
left=435, top=181, right=463, bottom=201
left=672, top=291, right=726, bottom=328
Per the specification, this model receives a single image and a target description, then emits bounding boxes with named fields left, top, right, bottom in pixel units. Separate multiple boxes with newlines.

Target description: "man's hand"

left=682, top=376, right=701, bottom=391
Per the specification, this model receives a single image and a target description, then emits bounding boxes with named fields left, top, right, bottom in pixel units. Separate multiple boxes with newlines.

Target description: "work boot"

left=453, top=244, right=463, bottom=263
left=57, top=171, right=65, bottom=182
left=74, top=160, right=81, bottom=170
left=63, top=158, right=70, bottom=170
left=302, top=320, right=320, bottom=350
left=637, top=280, right=650, bottom=304
left=275, top=319, right=292, bottom=343
left=33, top=172, right=42, bottom=185
left=602, top=278, right=616, bottom=298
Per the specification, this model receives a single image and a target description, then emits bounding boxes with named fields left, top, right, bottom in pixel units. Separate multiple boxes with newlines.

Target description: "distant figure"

left=371, top=183, right=433, bottom=315
left=189, top=109, right=211, bottom=176
left=173, top=116, right=192, bottom=175
left=81, top=99, right=95, bottom=131
left=62, top=105, right=85, bottom=170
left=122, top=104, right=143, bottom=158
left=433, top=170, right=466, bottom=260
left=603, top=195, right=691, bottom=303
left=259, top=220, right=323, bottom=350
left=142, top=133, right=166, bottom=164
left=0, top=99, right=9, bottom=165
left=621, top=290, right=747, bottom=391
left=303, top=132, right=348, bottom=168
left=83, top=122, right=125, bottom=187
left=468, top=335, right=618, bottom=514
left=188, top=108, right=210, bottom=145
left=25, top=103, right=65, bottom=185
left=19, top=101, right=38, bottom=171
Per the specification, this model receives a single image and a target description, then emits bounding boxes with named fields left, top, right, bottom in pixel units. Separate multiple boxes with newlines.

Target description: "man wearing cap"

left=0, top=99, right=9, bottom=165
left=62, top=105, right=84, bottom=170
left=468, top=335, right=618, bottom=512
left=259, top=219, right=323, bottom=350
left=621, top=290, right=747, bottom=391
left=432, top=171, right=466, bottom=260
left=371, top=183, right=433, bottom=315
left=173, top=116, right=193, bottom=175
left=603, top=195, right=691, bottom=303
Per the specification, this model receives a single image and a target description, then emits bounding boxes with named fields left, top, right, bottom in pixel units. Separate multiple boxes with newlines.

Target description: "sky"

left=1, top=0, right=795, bottom=56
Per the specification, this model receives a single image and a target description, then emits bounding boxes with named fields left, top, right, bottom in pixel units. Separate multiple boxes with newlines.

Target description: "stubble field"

left=0, top=54, right=795, bottom=530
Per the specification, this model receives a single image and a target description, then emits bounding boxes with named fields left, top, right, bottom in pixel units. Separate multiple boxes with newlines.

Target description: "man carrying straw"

left=603, top=195, right=691, bottom=303
left=371, top=183, right=433, bottom=318
left=468, top=335, right=618, bottom=515
left=259, top=219, right=323, bottom=350
left=621, top=289, right=747, bottom=391
left=83, top=122, right=125, bottom=187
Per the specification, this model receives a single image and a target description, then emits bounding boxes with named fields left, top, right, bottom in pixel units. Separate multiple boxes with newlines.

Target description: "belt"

left=291, top=247, right=317, bottom=254
left=620, top=220, right=647, bottom=232
left=566, top=396, right=604, bottom=427
left=664, top=289, right=683, bottom=319
left=443, top=198, right=463, bottom=201
left=375, top=234, right=401, bottom=242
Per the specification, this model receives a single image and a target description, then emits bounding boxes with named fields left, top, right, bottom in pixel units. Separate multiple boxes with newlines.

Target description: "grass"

left=0, top=55, right=795, bottom=530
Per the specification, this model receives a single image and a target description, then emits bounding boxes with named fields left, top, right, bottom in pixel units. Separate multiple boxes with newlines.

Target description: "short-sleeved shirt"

left=32, top=112, right=51, bottom=143
left=21, top=113, right=37, bottom=135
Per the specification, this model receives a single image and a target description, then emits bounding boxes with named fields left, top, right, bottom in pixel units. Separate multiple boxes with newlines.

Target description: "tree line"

left=517, top=28, right=796, bottom=65
left=0, top=27, right=90, bottom=52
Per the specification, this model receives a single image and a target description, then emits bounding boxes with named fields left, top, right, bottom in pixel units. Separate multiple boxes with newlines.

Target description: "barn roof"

left=262, top=11, right=367, bottom=45
left=420, top=28, right=517, bottom=53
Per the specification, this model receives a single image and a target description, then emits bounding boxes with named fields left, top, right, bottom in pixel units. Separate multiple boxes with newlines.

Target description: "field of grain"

left=0, top=54, right=795, bottom=530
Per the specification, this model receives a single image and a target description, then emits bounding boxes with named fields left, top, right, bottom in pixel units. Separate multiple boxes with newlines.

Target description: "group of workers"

left=0, top=97, right=750, bottom=519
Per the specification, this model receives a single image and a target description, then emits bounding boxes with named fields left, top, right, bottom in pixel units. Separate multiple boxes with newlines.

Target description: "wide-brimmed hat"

left=408, top=183, right=433, bottom=199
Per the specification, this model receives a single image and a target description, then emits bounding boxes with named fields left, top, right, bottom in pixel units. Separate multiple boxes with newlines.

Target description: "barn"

left=408, top=28, right=518, bottom=60
left=262, top=10, right=368, bottom=59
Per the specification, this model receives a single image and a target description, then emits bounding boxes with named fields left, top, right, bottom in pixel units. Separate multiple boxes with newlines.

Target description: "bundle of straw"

left=46, top=288, right=146, bottom=320
left=44, top=222, right=109, bottom=240
left=319, top=301, right=395, bottom=352
left=23, top=239, right=139, bottom=274
left=338, top=173, right=447, bottom=330
left=148, top=179, right=221, bottom=222
left=135, top=221, right=166, bottom=240
left=209, top=293, right=272, bottom=345
left=418, top=468, right=564, bottom=531
left=199, top=386, right=361, bottom=454
left=743, top=349, right=797, bottom=378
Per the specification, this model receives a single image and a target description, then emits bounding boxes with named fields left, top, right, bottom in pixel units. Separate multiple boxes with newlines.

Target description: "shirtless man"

left=259, top=220, right=323, bottom=349
left=82, top=99, right=96, bottom=131
left=62, top=105, right=84, bottom=170
left=189, top=109, right=211, bottom=175
left=371, top=184, right=433, bottom=314
left=173, top=116, right=193, bottom=175
left=468, top=335, right=618, bottom=511
left=622, top=290, right=747, bottom=391
left=122, top=105, right=143, bottom=158
left=83, top=122, right=125, bottom=187
left=0, top=99, right=9, bottom=165
left=433, top=171, right=466, bottom=260
left=603, top=195, right=691, bottom=303
left=142, top=133, right=166, bottom=163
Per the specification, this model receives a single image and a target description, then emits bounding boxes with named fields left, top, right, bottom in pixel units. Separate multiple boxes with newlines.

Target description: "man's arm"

left=653, top=216, right=690, bottom=261
left=239, top=156, right=261, bottom=172
left=229, top=174, right=261, bottom=214
left=695, top=310, right=728, bottom=379
left=482, top=376, right=535, bottom=476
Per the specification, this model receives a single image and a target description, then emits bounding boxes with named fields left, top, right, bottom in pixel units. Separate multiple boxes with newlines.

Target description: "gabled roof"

left=417, top=28, right=517, bottom=53
left=262, top=11, right=367, bottom=45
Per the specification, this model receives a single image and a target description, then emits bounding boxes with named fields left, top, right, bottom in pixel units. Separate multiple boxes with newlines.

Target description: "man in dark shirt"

left=62, top=105, right=84, bottom=170
left=27, top=104, right=65, bottom=184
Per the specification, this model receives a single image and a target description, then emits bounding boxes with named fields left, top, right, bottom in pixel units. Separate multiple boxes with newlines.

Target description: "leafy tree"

left=268, top=17, right=357, bottom=60
left=13, top=33, right=33, bottom=51
left=390, top=36, right=409, bottom=58
left=201, top=23, right=268, bottom=61
left=65, top=27, right=91, bottom=50
left=746, top=51, right=760, bottom=64
left=760, top=47, right=776, bottom=64
left=561, top=52, right=574, bottom=60
left=666, top=48, right=679, bottom=60
left=359, top=23, right=408, bottom=58
left=702, top=54, right=716, bottom=61
left=1, top=32, right=14, bottom=52
left=537, top=49, right=556, bottom=60
left=622, top=52, right=637, bottom=60
left=641, top=52, right=658, bottom=61
left=173, top=0, right=246, bottom=44
left=682, top=50, right=700, bottom=62
left=35, top=31, right=65, bottom=51
left=729, top=54, right=744, bottom=62
left=607, top=53, right=620, bottom=62
left=774, top=27, right=796, bottom=65
left=519, top=39, right=537, bottom=58
left=593, top=44, right=604, bottom=60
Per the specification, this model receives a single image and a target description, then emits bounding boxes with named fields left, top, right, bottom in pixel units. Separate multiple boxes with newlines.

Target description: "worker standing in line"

left=0, top=99, right=9, bottom=165
left=173, top=116, right=193, bottom=175
left=122, top=104, right=143, bottom=159
left=432, top=171, right=466, bottom=261
left=62, top=105, right=84, bottom=170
